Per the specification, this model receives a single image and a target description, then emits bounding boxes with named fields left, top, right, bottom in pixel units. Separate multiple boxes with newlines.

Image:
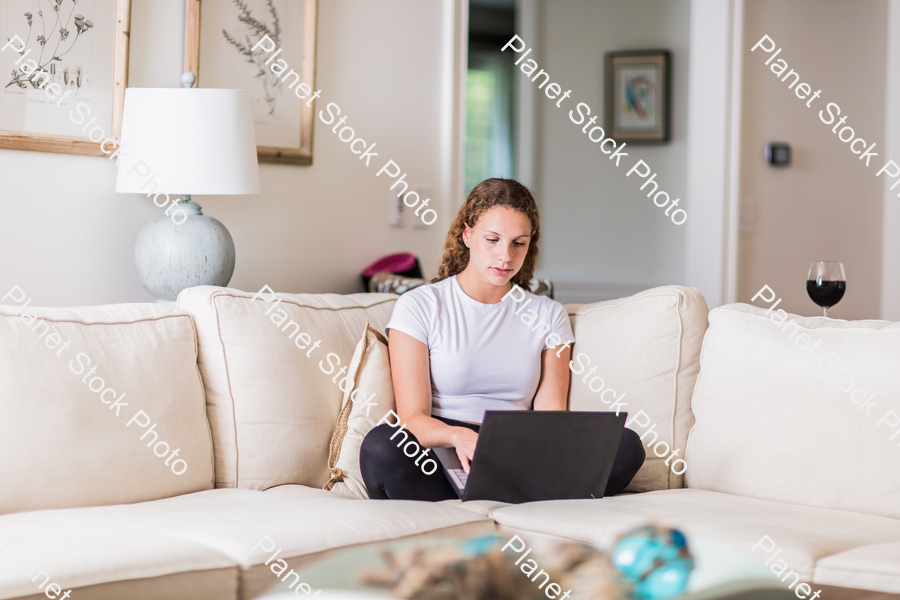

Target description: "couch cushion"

left=565, top=285, right=708, bottom=491
left=814, top=543, right=900, bottom=593
left=8, top=569, right=238, bottom=600
left=0, top=488, right=489, bottom=599
left=176, top=287, right=397, bottom=490
left=0, top=504, right=236, bottom=598
left=89, top=488, right=487, bottom=565
left=0, top=300, right=213, bottom=515
left=487, top=488, right=900, bottom=593
left=686, top=304, right=900, bottom=518
left=325, top=321, right=396, bottom=499
left=439, top=499, right=510, bottom=518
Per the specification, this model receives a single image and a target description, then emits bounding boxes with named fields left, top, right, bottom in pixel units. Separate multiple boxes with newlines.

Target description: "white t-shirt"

left=386, top=275, right=575, bottom=424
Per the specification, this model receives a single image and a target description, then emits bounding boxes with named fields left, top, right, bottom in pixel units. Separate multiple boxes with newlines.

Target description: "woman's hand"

left=450, top=427, right=479, bottom=473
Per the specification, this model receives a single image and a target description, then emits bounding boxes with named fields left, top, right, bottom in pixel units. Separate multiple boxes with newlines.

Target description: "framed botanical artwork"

left=184, top=0, right=319, bottom=166
left=605, top=50, right=670, bottom=144
left=0, top=0, right=132, bottom=156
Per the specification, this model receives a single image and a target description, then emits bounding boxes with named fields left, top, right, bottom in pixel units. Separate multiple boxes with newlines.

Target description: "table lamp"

left=116, top=74, right=260, bottom=303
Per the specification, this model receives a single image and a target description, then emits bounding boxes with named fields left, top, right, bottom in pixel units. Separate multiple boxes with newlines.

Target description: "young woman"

left=360, top=178, right=645, bottom=501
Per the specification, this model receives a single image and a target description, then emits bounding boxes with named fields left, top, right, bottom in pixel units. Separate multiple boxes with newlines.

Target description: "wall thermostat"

left=766, top=142, right=791, bottom=167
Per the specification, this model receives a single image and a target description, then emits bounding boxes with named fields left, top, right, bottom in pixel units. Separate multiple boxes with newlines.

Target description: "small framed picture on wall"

left=605, top=49, right=670, bottom=144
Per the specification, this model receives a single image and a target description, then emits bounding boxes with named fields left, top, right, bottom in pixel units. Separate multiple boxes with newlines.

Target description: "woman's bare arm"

left=532, top=343, right=572, bottom=411
left=389, top=329, right=479, bottom=470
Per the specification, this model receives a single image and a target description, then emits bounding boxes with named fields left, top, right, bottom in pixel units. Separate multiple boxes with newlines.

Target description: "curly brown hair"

left=433, top=178, right=540, bottom=288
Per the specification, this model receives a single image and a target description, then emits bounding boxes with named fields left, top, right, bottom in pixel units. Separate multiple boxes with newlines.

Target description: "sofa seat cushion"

left=0, top=503, right=236, bottom=598
left=143, top=488, right=490, bottom=565
left=2, top=567, right=238, bottom=600
left=488, top=488, right=900, bottom=592
left=176, top=286, right=397, bottom=491
left=261, top=484, right=342, bottom=500
left=814, top=543, right=900, bottom=593
left=439, top=499, right=510, bottom=518
left=0, top=488, right=490, bottom=599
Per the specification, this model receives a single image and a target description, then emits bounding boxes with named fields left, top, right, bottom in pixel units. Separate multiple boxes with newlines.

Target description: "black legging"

left=360, top=415, right=646, bottom=501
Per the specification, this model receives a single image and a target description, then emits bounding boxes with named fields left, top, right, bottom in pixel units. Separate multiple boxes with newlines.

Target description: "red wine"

left=806, top=280, right=845, bottom=308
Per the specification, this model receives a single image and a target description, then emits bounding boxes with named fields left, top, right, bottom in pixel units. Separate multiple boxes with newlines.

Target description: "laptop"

left=432, top=410, right=626, bottom=504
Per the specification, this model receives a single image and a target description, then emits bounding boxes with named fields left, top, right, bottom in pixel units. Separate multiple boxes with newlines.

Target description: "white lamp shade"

left=115, top=88, right=260, bottom=195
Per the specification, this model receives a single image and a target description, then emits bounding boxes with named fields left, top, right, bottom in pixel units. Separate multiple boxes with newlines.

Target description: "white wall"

left=529, top=0, right=691, bottom=296
left=737, top=0, right=887, bottom=320
left=0, top=0, right=456, bottom=307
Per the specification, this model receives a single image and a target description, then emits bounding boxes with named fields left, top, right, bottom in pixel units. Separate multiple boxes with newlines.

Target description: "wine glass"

left=807, top=261, right=846, bottom=317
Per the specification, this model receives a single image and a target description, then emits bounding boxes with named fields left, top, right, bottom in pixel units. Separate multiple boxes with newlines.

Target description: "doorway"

left=465, top=0, right=517, bottom=195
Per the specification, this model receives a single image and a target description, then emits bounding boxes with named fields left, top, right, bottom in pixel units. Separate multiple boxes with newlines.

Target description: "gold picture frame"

left=0, top=0, right=132, bottom=156
left=184, top=0, right=319, bottom=166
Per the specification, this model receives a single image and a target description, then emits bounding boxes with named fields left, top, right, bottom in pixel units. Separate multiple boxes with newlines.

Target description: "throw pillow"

left=324, top=320, right=396, bottom=498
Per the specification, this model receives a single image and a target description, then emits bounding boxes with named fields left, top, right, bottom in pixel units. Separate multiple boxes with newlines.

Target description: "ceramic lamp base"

left=134, top=201, right=235, bottom=302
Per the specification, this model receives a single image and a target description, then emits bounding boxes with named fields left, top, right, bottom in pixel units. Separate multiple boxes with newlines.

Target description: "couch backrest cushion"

left=566, top=286, right=708, bottom=491
left=176, top=286, right=396, bottom=490
left=686, top=304, right=900, bottom=518
left=0, top=302, right=213, bottom=514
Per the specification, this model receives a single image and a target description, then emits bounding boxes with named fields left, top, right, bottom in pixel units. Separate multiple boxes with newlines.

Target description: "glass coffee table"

left=254, top=533, right=795, bottom=600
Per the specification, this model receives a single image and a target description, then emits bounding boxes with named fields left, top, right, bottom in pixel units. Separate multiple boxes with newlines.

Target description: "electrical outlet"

left=412, top=188, right=431, bottom=229
left=388, top=191, right=405, bottom=227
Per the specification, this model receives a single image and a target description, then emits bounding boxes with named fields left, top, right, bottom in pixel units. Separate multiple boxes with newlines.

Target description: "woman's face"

left=463, top=206, right=533, bottom=287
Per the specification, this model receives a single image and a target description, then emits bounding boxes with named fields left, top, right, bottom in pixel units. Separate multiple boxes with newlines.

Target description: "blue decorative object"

left=460, top=535, right=505, bottom=557
left=611, top=525, right=695, bottom=600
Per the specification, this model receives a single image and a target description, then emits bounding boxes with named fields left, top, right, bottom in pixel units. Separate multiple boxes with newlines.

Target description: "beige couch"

left=0, top=285, right=897, bottom=599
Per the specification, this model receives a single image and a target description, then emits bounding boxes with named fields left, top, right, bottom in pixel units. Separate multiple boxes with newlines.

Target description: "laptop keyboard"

left=448, top=468, right=468, bottom=489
